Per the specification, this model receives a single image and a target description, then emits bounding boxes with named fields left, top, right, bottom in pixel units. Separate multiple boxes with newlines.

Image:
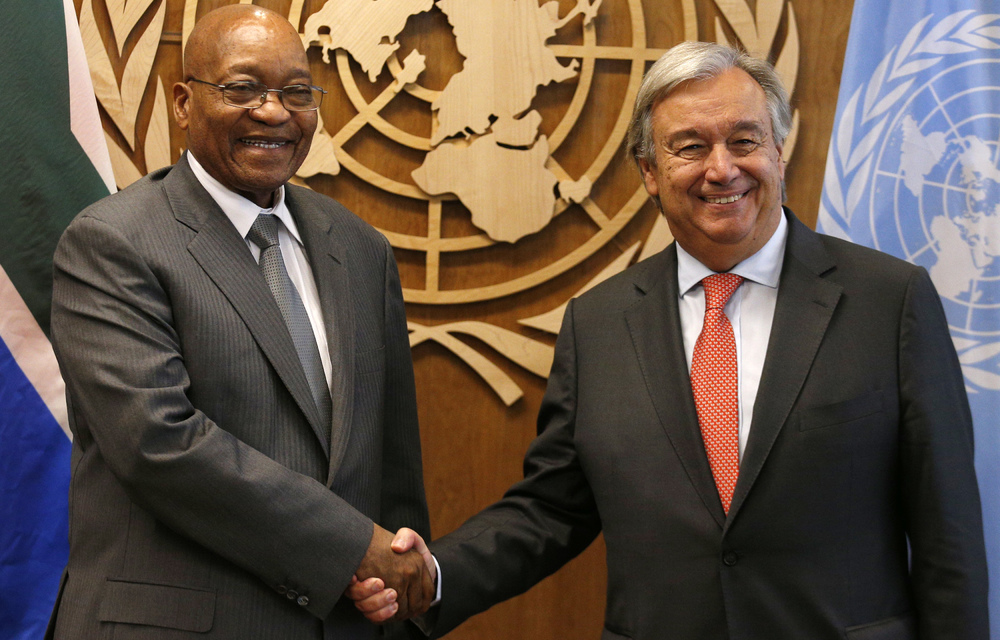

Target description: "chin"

left=703, top=219, right=756, bottom=241
left=241, top=173, right=294, bottom=192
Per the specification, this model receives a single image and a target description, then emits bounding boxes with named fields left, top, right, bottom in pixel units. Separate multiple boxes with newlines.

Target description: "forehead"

left=201, top=18, right=311, bottom=81
left=652, top=68, right=771, bottom=139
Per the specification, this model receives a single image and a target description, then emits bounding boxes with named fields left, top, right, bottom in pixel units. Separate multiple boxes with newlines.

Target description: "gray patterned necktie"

left=247, top=213, right=333, bottom=439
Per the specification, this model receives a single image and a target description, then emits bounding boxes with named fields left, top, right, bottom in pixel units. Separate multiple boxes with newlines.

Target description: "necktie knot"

left=702, top=273, right=744, bottom=311
left=248, top=213, right=280, bottom=250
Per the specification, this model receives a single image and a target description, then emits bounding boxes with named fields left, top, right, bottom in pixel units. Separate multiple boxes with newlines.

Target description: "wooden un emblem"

left=83, top=0, right=799, bottom=405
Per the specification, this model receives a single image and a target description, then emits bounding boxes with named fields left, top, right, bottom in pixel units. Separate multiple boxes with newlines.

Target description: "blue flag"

left=0, top=339, right=71, bottom=639
left=820, top=1, right=1000, bottom=634
left=0, top=0, right=113, bottom=637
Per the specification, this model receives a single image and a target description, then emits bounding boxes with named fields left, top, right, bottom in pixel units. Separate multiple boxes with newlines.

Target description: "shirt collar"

left=186, top=151, right=303, bottom=245
left=677, top=209, right=789, bottom=297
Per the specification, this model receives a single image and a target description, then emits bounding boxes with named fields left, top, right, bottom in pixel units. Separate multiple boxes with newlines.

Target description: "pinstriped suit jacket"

left=47, top=154, right=429, bottom=639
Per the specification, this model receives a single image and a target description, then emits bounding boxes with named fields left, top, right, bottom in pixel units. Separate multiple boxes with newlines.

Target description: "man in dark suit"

left=351, top=42, right=989, bottom=638
left=46, top=5, right=433, bottom=638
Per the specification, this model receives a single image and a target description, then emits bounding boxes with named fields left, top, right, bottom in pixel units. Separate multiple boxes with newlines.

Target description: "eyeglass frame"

left=187, top=77, right=327, bottom=111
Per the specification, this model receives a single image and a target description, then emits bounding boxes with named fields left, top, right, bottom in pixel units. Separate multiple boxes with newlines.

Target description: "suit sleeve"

left=51, top=213, right=373, bottom=620
left=428, top=299, right=603, bottom=636
left=897, top=268, right=989, bottom=639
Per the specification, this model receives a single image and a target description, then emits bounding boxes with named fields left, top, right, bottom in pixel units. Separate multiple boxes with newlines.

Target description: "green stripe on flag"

left=0, top=0, right=111, bottom=336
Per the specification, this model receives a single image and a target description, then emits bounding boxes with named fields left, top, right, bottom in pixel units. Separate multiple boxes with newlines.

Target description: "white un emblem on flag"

left=820, top=10, right=1000, bottom=393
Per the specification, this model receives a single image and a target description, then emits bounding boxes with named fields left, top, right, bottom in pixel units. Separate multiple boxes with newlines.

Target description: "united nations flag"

left=819, top=1, right=1000, bottom=633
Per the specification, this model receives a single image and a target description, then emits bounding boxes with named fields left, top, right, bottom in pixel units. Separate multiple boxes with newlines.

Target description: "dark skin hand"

left=353, top=523, right=434, bottom=620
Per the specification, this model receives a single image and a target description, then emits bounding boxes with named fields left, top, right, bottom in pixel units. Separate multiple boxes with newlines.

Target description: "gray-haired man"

left=353, top=41, right=989, bottom=640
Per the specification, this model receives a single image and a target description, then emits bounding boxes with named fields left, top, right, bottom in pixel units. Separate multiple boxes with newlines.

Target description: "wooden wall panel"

left=77, top=0, right=855, bottom=637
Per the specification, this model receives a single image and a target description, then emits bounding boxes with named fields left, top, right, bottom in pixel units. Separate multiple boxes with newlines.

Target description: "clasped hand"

left=349, top=524, right=433, bottom=622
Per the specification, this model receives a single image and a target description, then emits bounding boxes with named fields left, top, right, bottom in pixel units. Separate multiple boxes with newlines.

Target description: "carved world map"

left=303, top=0, right=602, bottom=242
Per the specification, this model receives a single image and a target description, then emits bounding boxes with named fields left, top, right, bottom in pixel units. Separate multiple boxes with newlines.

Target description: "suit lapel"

left=625, top=248, right=728, bottom=528
left=726, top=213, right=842, bottom=525
left=163, top=157, right=330, bottom=455
left=287, top=188, right=355, bottom=481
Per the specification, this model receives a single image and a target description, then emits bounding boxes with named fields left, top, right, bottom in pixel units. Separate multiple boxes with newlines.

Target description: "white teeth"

left=243, top=140, right=285, bottom=149
left=704, top=193, right=744, bottom=204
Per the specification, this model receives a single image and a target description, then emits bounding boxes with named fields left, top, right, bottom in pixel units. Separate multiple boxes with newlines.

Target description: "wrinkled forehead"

left=654, top=71, right=773, bottom=137
left=185, top=12, right=309, bottom=79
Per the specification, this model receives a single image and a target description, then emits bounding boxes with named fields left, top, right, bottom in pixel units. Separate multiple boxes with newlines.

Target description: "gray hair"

left=626, top=41, right=792, bottom=169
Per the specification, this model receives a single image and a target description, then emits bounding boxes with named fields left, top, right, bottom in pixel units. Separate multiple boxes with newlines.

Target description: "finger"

left=344, top=576, right=384, bottom=601
left=357, top=600, right=399, bottom=624
left=393, top=594, right=410, bottom=621
left=353, top=587, right=397, bottom=613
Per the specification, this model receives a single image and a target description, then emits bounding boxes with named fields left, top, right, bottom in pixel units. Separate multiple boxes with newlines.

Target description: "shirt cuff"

left=410, top=554, right=441, bottom=636
left=431, top=554, right=442, bottom=605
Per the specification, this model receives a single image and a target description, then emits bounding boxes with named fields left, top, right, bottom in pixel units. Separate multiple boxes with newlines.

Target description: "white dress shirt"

left=187, top=152, right=333, bottom=391
left=676, top=212, right=788, bottom=458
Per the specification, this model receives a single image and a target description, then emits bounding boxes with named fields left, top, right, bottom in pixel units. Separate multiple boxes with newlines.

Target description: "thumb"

left=390, top=527, right=420, bottom=553
left=392, top=528, right=435, bottom=582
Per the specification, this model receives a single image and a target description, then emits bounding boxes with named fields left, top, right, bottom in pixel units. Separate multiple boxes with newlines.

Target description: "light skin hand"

left=347, top=527, right=435, bottom=623
left=346, top=575, right=398, bottom=622
left=351, top=524, right=434, bottom=621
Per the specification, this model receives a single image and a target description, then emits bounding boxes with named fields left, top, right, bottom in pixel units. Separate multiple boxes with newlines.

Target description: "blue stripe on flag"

left=0, top=336, right=69, bottom=640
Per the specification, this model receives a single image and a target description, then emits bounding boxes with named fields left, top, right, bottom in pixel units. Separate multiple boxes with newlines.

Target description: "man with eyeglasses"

left=46, top=5, right=432, bottom=639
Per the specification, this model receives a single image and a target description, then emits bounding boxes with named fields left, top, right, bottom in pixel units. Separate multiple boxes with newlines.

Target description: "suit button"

left=276, top=585, right=288, bottom=595
left=286, top=589, right=298, bottom=600
left=297, top=595, right=310, bottom=607
left=723, top=552, right=739, bottom=566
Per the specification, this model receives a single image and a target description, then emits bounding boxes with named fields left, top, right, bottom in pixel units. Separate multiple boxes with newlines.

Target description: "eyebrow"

left=224, top=63, right=312, bottom=82
left=664, top=120, right=770, bottom=145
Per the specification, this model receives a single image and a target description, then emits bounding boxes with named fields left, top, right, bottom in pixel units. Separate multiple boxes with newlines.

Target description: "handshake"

left=348, top=524, right=435, bottom=623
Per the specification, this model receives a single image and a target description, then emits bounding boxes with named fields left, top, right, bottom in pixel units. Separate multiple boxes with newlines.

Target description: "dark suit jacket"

left=47, top=155, right=429, bottom=639
left=429, top=210, right=988, bottom=640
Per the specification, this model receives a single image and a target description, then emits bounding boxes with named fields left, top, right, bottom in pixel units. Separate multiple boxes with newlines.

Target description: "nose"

left=703, top=144, right=740, bottom=184
left=249, top=91, right=292, bottom=125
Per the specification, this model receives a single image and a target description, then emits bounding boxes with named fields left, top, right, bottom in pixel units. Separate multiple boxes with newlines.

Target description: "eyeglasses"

left=188, top=78, right=326, bottom=111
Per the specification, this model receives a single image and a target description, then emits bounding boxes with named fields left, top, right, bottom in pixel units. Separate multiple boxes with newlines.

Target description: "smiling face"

left=639, top=67, right=785, bottom=272
left=173, top=7, right=317, bottom=208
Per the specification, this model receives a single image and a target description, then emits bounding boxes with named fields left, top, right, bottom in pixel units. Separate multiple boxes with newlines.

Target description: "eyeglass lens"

left=223, top=82, right=322, bottom=110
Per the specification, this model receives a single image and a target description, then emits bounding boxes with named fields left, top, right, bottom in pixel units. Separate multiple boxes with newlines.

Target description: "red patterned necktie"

left=690, top=273, right=744, bottom=514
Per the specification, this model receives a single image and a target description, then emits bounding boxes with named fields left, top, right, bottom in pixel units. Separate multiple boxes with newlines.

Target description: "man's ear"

left=638, top=158, right=659, bottom=198
left=173, top=82, right=193, bottom=130
left=776, top=140, right=786, bottom=181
